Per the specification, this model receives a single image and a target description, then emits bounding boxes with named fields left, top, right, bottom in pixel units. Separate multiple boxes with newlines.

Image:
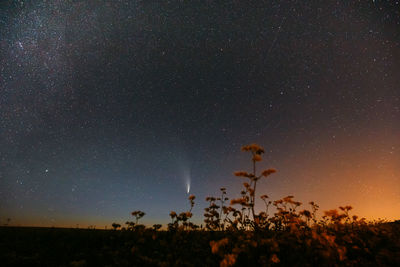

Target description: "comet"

left=173, top=142, right=192, bottom=195
left=186, top=180, right=190, bottom=194
left=184, top=169, right=191, bottom=194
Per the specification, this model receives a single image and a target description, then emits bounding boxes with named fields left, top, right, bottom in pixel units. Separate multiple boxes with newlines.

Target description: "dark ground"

left=1, top=223, right=400, bottom=267
left=0, top=226, right=221, bottom=267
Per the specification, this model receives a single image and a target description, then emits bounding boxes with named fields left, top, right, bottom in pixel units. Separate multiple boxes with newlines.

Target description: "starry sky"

left=1, top=0, right=399, bottom=228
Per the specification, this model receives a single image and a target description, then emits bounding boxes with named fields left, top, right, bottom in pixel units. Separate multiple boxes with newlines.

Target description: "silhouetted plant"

left=152, top=224, right=162, bottom=231
left=204, top=196, right=221, bottom=231
left=168, top=211, right=178, bottom=231
left=218, top=188, right=229, bottom=230
left=131, top=211, right=145, bottom=225
left=232, top=144, right=276, bottom=229
left=111, top=223, right=121, bottom=230
left=125, top=221, right=135, bottom=230
left=168, top=195, right=197, bottom=231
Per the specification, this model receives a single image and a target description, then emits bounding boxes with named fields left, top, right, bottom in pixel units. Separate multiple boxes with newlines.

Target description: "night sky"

left=1, top=0, right=399, bottom=228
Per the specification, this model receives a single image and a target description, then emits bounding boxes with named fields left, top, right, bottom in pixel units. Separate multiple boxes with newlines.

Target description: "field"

left=1, top=220, right=400, bottom=267
left=0, top=226, right=220, bottom=266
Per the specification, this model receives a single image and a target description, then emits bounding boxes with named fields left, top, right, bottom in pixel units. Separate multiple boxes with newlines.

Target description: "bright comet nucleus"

left=186, top=180, right=190, bottom=194
left=180, top=161, right=191, bottom=194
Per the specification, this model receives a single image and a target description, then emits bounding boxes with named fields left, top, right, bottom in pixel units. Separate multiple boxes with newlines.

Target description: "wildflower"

left=242, top=143, right=265, bottom=154
left=252, top=154, right=262, bottom=162
left=210, top=203, right=220, bottom=209
left=152, top=224, right=162, bottom=231
left=241, top=145, right=250, bottom=151
left=131, top=211, right=139, bottom=216
left=220, top=254, right=237, bottom=267
left=234, top=171, right=246, bottom=176
left=111, top=223, right=121, bottom=230
left=169, top=211, right=177, bottom=218
left=337, top=247, right=347, bottom=261
left=206, top=196, right=216, bottom=201
left=321, top=232, right=336, bottom=246
left=324, top=209, right=339, bottom=219
left=222, top=206, right=228, bottom=214
left=260, top=194, right=269, bottom=200
left=243, top=182, right=250, bottom=188
left=234, top=171, right=253, bottom=178
left=261, top=168, right=277, bottom=177
left=271, top=254, right=280, bottom=264
left=226, top=206, right=236, bottom=213
left=300, top=209, right=312, bottom=218
left=188, top=194, right=195, bottom=201
left=293, top=201, right=302, bottom=206
left=345, top=205, right=353, bottom=211
left=210, top=238, right=229, bottom=254
left=248, top=188, right=255, bottom=196
left=230, top=198, right=247, bottom=205
left=259, top=211, right=267, bottom=217
left=339, top=205, right=352, bottom=211
left=283, top=195, right=294, bottom=202
left=131, top=210, right=145, bottom=224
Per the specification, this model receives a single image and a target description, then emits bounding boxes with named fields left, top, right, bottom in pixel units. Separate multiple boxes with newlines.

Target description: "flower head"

left=271, top=254, right=280, bottom=264
left=300, top=209, right=312, bottom=218
left=261, top=168, right=277, bottom=177
left=241, top=143, right=265, bottom=155
left=230, top=197, right=247, bottom=206
left=252, top=154, right=262, bottom=162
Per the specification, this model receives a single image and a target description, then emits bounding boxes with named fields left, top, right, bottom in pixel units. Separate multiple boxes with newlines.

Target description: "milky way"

left=0, top=1, right=399, bottom=227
